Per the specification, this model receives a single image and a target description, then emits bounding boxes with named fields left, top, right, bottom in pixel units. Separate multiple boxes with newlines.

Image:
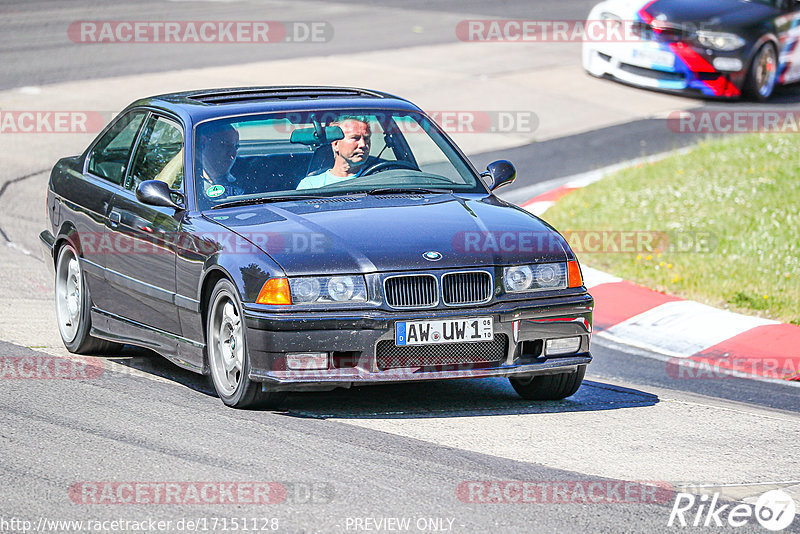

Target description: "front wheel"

left=509, top=365, right=586, bottom=401
left=744, top=43, right=778, bottom=102
left=206, top=279, right=286, bottom=409
left=54, top=243, right=120, bottom=354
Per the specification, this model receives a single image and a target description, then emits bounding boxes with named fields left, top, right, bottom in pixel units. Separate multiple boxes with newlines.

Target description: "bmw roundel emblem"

left=423, top=251, right=442, bottom=261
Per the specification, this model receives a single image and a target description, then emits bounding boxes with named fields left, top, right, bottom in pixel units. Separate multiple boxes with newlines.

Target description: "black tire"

left=205, top=278, right=286, bottom=409
left=509, top=365, right=586, bottom=401
left=744, top=42, right=778, bottom=102
left=54, top=242, right=122, bottom=355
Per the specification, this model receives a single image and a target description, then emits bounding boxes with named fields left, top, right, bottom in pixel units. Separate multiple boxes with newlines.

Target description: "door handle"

left=109, top=210, right=121, bottom=227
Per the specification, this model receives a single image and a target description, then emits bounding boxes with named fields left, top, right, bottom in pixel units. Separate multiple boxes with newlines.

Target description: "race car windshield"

left=194, top=110, right=484, bottom=209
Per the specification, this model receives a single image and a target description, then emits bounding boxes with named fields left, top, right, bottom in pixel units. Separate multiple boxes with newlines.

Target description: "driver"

left=296, top=118, right=371, bottom=190
left=197, top=123, right=243, bottom=199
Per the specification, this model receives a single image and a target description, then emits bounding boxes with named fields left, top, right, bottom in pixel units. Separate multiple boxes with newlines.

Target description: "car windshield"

left=194, top=110, right=485, bottom=209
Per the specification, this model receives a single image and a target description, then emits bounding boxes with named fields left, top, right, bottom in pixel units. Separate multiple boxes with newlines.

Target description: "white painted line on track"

left=581, top=266, right=623, bottom=289
left=604, top=301, right=779, bottom=358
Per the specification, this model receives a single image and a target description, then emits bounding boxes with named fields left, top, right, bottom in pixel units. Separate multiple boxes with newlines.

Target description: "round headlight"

left=535, top=264, right=559, bottom=288
left=327, top=276, right=355, bottom=302
left=292, top=278, right=321, bottom=303
left=505, top=265, right=534, bottom=292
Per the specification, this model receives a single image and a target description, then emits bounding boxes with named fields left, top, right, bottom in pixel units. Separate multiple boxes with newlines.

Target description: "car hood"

left=603, top=0, right=774, bottom=27
left=203, top=194, right=570, bottom=276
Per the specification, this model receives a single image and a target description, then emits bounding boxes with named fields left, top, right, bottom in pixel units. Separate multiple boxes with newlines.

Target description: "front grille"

left=442, top=271, right=492, bottom=306
left=376, top=334, right=508, bottom=370
left=384, top=275, right=438, bottom=308
left=631, top=22, right=686, bottom=43
left=619, top=63, right=685, bottom=82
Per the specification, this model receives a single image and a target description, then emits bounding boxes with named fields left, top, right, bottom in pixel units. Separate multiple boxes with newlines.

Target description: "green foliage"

left=544, top=133, right=799, bottom=323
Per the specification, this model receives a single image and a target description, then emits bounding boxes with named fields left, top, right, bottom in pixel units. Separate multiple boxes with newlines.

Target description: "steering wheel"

left=360, top=160, right=419, bottom=176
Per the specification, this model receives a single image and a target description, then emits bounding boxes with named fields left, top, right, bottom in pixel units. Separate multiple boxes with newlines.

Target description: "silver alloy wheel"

left=756, top=45, right=777, bottom=98
left=55, top=245, right=82, bottom=343
left=209, top=292, right=244, bottom=397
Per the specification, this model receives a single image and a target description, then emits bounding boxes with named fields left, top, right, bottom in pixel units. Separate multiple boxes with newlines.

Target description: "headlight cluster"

left=696, top=31, right=745, bottom=51
left=503, top=263, right=567, bottom=293
left=289, top=276, right=368, bottom=304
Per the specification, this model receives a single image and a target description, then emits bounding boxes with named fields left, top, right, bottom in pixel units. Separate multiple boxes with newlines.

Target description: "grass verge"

left=543, top=133, right=799, bottom=325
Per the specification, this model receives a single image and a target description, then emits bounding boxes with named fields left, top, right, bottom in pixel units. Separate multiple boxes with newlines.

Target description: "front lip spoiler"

left=249, top=355, right=592, bottom=391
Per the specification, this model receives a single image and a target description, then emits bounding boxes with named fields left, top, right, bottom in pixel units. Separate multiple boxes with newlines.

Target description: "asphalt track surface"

left=1, top=1, right=799, bottom=533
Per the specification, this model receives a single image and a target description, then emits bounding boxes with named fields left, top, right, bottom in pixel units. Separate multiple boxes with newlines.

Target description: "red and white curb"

left=518, top=157, right=800, bottom=383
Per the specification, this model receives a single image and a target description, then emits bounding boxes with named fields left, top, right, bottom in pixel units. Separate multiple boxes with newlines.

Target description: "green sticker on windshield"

left=206, top=185, right=225, bottom=198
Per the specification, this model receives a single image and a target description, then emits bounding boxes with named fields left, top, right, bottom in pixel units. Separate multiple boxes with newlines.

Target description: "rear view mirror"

left=290, top=126, right=344, bottom=145
left=483, top=160, right=516, bottom=191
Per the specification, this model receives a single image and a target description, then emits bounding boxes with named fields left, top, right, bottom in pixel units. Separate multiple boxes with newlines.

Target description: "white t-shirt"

left=296, top=170, right=357, bottom=190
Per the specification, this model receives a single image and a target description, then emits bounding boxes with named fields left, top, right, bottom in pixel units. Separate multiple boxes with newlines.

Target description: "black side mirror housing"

left=484, top=160, right=516, bottom=191
left=136, top=180, right=183, bottom=210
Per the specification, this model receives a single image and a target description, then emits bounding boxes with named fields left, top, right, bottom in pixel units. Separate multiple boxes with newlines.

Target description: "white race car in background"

left=582, top=0, right=800, bottom=100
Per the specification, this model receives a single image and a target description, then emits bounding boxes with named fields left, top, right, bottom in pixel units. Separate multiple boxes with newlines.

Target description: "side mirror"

left=483, top=160, right=516, bottom=191
left=136, top=180, right=183, bottom=210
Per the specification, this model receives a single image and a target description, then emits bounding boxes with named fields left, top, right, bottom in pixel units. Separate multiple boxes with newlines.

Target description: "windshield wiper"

left=360, top=187, right=452, bottom=196
left=209, top=194, right=331, bottom=209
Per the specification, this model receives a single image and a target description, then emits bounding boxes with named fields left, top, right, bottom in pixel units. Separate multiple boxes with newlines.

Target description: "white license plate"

left=632, top=48, right=674, bottom=68
left=395, top=317, right=493, bottom=346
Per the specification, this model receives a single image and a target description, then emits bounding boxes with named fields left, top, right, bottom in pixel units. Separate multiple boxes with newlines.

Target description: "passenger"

left=197, top=123, right=243, bottom=198
left=296, top=118, right=371, bottom=190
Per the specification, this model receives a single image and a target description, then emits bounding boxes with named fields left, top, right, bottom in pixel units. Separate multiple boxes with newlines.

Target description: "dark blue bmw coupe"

left=40, top=87, right=593, bottom=408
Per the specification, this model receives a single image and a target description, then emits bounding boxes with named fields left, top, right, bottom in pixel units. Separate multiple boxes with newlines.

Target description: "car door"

left=103, top=113, right=186, bottom=335
left=79, top=110, right=148, bottom=315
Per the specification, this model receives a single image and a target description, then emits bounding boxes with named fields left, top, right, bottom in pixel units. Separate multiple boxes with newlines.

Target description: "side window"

left=87, top=111, right=147, bottom=185
left=127, top=116, right=184, bottom=192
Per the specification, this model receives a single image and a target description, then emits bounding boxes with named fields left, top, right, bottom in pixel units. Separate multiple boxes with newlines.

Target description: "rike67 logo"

left=668, top=490, right=796, bottom=531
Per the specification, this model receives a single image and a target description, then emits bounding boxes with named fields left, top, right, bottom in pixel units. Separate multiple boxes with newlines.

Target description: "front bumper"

left=39, top=230, right=56, bottom=274
left=584, top=40, right=746, bottom=98
left=242, top=292, right=593, bottom=391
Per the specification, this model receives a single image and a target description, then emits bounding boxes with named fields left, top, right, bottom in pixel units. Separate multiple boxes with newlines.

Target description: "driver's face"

left=200, top=128, right=239, bottom=179
left=333, top=120, right=371, bottom=170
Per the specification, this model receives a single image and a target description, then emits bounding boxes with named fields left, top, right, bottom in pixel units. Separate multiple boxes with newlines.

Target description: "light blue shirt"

left=296, top=170, right=357, bottom=190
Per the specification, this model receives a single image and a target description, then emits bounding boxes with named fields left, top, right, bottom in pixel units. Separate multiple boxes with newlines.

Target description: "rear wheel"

left=54, top=243, right=121, bottom=354
left=206, top=279, right=286, bottom=409
left=744, top=43, right=777, bottom=101
left=509, top=365, right=586, bottom=401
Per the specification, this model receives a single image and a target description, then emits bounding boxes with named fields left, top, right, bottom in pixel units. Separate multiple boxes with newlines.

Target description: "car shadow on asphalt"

left=106, top=346, right=217, bottom=397
left=106, top=346, right=658, bottom=418
left=279, top=379, right=659, bottom=419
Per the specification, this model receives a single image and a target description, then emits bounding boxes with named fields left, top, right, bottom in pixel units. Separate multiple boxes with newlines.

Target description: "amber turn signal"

left=256, top=278, right=292, bottom=305
left=567, top=260, right=583, bottom=288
